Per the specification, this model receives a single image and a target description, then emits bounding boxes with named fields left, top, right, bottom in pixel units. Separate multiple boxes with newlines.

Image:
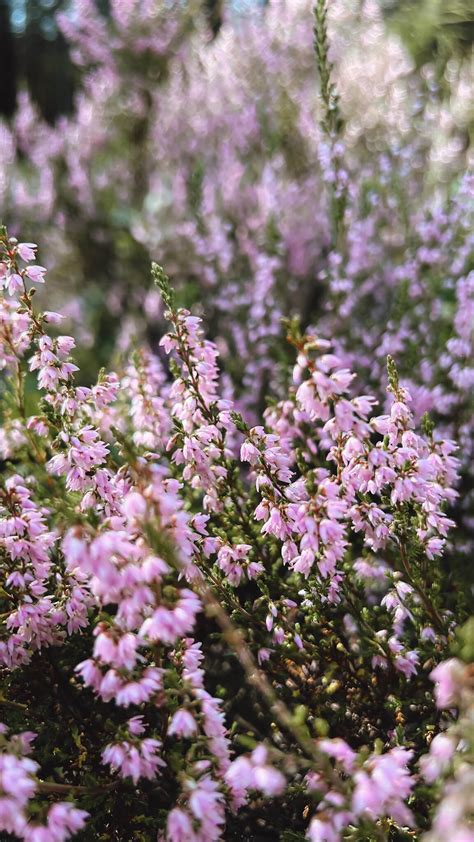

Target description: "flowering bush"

left=1, top=0, right=473, bottom=839
left=0, top=225, right=472, bottom=840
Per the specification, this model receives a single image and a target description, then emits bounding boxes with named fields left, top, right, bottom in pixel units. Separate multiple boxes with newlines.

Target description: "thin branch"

left=198, top=581, right=343, bottom=789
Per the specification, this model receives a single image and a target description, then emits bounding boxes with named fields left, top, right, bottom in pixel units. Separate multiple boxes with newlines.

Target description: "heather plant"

left=0, top=228, right=472, bottom=840
left=0, top=1, right=473, bottom=840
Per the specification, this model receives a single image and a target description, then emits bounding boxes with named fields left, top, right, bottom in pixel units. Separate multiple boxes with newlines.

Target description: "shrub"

left=0, top=1, right=473, bottom=839
left=0, top=229, right=472, bottom=840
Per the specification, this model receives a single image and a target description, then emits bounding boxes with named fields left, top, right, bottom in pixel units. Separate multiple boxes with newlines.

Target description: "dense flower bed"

left=0, top=0, right=473, bottom=840
left=0, top=228, right=472, bottom=840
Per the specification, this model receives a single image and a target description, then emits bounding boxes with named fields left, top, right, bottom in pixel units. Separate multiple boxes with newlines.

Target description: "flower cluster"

left=0, top=723, right=88, bottom=841
left=0, top=229, right=472, bottom=841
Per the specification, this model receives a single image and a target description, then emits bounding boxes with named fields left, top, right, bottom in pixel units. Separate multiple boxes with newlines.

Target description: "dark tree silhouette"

left=0, top=0, right=17, bottom=117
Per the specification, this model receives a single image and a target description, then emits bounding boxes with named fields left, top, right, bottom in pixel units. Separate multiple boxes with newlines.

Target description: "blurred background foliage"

left=383, top=0, right=474, bottom=69
left=1, top=0, right=472, bottom=124
left=0, top=0, right=268, bottom=123
left=0, top=0, right=472, bottom=393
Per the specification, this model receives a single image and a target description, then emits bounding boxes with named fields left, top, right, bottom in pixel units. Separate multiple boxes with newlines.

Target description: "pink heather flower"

left=426, top=537, right=445, bottom=559
left=74, top=659, right=102, bottom=690
left=0, top=754, right=38, bottom=803
left=116, top=634, right=139, bottom=671
left=394, top=650, right=419, bottom=679
left=352, top=770, right=382, bottom=817
left=115, top=674, right=161, bottom=707
left=5, top=273, right=23, bottom=296
left=127, top=716, right=145, bottom=736
left=27, top=416, right=49, bottom=436
left=122, top=491, right=147, bottom=520
left=56, top=335, right=75, bottom=355
left=99, top=669, right=123, bottom=701
left=257, top=648, right=272, bottom=664
left=102, top=737, right=163, bottom=783
left=141, top=554, right=170, bottom=582
left=253, top=764, right=286, bottom=796
left=159, top=334, right=176, bottom=355
left=430, top=659, right=461, bottom=709
left=25, top=265, right=47, bottom=283
left=140, top=591, right=200, bottom=643
left=166, top=808, right=195, bottom=842
left=168, top=709, right=198, bottom=738
left=93, top=631, right=117, bottom=664
left=44, top=802, right=89, bottom=839
left=43, top=311, right=64, bottom=324
left=17, top=243, right=37, bottom=262
left=272, top=627, right=285, bottom=644
left=319, top=738, right=356, bottom=773
left=352, top=747, right=414, bottom=823
left=420, top=732, right=456, bottom=783
left=225, top=756, right=253, bottom=792
left=240, top=440, right=259, bottom=463
left=308, top=817, right=339, bottom=842
left=188, top=777, right=224, bottom=824
left=226, top=747, right=285, bottom=799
